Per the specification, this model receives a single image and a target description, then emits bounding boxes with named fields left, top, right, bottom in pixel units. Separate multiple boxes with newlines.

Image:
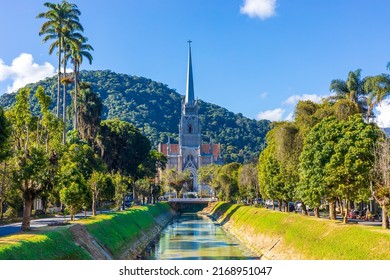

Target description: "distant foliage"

left=0, top=70, right=270, bottom=163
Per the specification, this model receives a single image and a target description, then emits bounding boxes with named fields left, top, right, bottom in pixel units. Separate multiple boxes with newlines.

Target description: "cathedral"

left=158, top=42, right=222, bottom=193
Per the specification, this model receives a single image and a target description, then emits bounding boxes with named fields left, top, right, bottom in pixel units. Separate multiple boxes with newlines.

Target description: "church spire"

left=185, top=40, right=195, bottom=105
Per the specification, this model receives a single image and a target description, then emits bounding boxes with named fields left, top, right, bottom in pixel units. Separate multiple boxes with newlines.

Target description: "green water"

left=143, top=213, right=256, bottom=260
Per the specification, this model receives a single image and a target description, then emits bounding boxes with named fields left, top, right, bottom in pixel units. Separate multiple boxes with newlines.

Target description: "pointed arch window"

left=188, top=124, right=193, bottom=134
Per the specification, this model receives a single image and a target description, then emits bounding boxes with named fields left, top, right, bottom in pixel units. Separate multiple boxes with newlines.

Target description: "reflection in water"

left=143, top=213, right=256, bottom=260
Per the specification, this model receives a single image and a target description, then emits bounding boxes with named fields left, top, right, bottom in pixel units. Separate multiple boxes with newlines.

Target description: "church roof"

left=158, top=143, right=221, bottom=161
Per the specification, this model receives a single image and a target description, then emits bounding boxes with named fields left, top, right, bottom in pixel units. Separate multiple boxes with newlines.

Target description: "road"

left=0, top=211, right=111, bottom=237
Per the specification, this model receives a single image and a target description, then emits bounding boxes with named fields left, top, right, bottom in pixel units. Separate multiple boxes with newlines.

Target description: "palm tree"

left=66, top=38, right=94, bottom=130
left=329, top=69, right=368, bottom=117
left=61, top=30, right=85, bottom=144
left=37, top=0, right=83, bottom=119
left=364, top=74, right=390, bottom=121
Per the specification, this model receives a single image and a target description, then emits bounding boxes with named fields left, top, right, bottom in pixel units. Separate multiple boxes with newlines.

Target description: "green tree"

left=0, top=108, right=12, bottom=219
left=0, top=107, right=11, bottom=162
left=70, top=82, right=102, bottom=146
left=371, top=138, right=390, bottom=228
left=364, top=74, right=390, bottom=120
left=299, top=117, right=343, bottom=218
left=327, top=115, right=380, bottom=223
left=67, top=39, right=94, bottom=130
left=59, top=162, right=88, bottom=220
left=238, top=163, right=259, bottom=204
left=136, top=150, right=167, bottom=180
left=111, top=172, right=129, bottom=210
left=87, top=170, right=112, bottom=216
left=299, top=115, right=380, bottom=223
left=258, top=140, right=283, bottom=210
left=134, top=178, right=151, bottom=204
left=97, top=119, right=150, bottom=177
left=214, top=162, right=241, bottom=202
left=6, top=88, right=61, bottom=230
left=198, top=164, right=222, bottom=197
left=329, top=69, right=368, bottom=118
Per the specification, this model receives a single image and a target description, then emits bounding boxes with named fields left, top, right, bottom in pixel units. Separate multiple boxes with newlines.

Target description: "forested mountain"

left=0, top=70, right=270, bottom=163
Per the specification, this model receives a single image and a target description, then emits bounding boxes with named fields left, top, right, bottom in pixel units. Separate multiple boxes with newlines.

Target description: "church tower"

left=179, top=41, right=202, bottom=149
left=157, top=42, right=222, bottom=196
left=178, top=41, right=202, bottom=191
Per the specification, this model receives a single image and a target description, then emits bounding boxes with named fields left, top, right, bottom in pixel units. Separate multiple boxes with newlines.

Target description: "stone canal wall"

left=206, top=202, right=390, bottom=260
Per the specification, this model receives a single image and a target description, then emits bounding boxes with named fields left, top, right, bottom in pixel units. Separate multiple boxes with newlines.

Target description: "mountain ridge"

left=0, top=70, right=270, bottom=163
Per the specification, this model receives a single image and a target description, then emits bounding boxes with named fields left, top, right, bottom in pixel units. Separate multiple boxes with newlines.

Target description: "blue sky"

left=1, top=0, right=390, bottom=126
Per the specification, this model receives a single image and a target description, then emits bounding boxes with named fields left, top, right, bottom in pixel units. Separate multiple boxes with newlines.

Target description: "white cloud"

left=0, top=53, right=55, bottom=93
left=284, top=94, right=326, bottom=105
left=240, top=0, right=277, bottom=20
left=257, top=108, right=285, bottom=121
left=259, top=92, right=268, bottom=99
left=375, top=101, right=390, bottom=128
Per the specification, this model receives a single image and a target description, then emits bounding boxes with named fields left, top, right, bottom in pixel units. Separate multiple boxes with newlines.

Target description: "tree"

left=136, top=150, right=167, bottom=180
left=59, top=162, right=88, bottom=220
left=238, top=163, right=259, bottom=204
left=71, top=82, right=102, bottom=146
left=88, top=170, right=113, bottom=216
left=37, top=0, right=83, bottom=119
left=111, top=172, right=129, bottom=210
left=329, top=69, right=368, bottom=118
left=299, top=117, right=343, bottom=218
left=258, top=141, right=284, bottom=210
left=67, top=38, right=94, bottom=130
left=97, top=119, right=150, bottom=177
left=364, top=74, right=390, bottom=120
left=6, top=87, right=61, bottom=230
left=299, top=115, right=380, bottom=223
left=198, top=164, right=222, bottom=197
left=0, top=107, right=11, bottom=162
left=214, top=163, right=241, bottom=202
left=134, top=178, right=151, bottom=204
left=60, top=143, right=103, bottom=181
left=371, top=138, right=390, bottom=228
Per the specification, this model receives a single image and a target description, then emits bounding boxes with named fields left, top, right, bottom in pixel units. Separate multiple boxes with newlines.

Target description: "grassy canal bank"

left=1, top=201, right=389, bottom=260
left=206, top=202, right=390, bottom=260
left=0, top=203, right=174, bottom=260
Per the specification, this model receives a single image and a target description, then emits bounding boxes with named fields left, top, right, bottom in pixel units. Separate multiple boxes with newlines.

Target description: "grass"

left=78, top=203, right=171, bottom=258
left=0, top=202, right=172, bottom=260
left=0, top=228, right=92, bottom=260
left=210, top=202, right=390, bottom=260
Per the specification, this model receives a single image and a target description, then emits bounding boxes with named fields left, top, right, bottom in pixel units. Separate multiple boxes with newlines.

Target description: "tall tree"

left=87, top=170, right=113, bottom=216
left=238, top=163, right=259, bottom=204
left=37, top=0, right=83, bottom=119
left=329, top=69, right=368, bottom=117
left=364, top=74, right=390, bottom=120
left=97, top=119, right=150, bottom=177
left=6, top=88, right=61, bottom=230
left=67, top=38, right=94, bottom=130
left=214, top=162, right=241, bottom=202
left=0, top=107, right=11, bottom=220
left=371, top=138, right=390, bottom=228
left=72, top=82, right=102, bottom=146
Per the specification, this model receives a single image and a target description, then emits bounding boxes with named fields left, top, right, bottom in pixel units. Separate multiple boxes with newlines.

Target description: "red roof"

left=159, top=143, right=221, bottom=160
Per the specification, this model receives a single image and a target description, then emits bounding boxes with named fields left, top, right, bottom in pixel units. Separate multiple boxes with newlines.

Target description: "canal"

left=143, top=213, right=257, bottom=260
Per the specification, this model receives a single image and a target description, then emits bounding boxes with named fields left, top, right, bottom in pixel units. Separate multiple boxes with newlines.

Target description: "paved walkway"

left=0, top=211, right=114, bottom=237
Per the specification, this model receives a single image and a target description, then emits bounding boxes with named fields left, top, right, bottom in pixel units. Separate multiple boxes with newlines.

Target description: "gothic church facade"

left=158, top=43, right=222, bottom=193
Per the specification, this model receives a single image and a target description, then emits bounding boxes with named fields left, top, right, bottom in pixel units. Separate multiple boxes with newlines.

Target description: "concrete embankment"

left=205, top=202, right=390, bottom=260
left=0, top=203, right=176, bottom=260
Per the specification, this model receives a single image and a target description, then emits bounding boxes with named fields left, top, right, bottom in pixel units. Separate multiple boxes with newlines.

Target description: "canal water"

left=142, top=213, right=257, bottom=260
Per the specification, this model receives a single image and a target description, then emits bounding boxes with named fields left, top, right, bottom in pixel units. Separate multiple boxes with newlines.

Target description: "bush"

left=4, top=207, right=17, bottom=220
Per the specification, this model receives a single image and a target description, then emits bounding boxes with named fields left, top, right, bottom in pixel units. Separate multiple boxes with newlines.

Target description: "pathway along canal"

left=142, top=213, right=257, bottom=260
